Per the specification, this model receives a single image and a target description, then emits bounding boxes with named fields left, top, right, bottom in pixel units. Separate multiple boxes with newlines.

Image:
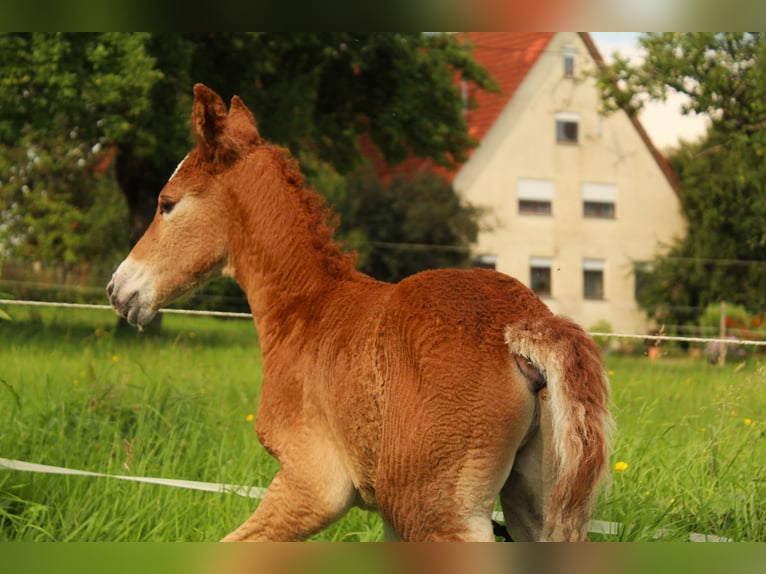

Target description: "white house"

left=370, top=32, right=686, bottom=335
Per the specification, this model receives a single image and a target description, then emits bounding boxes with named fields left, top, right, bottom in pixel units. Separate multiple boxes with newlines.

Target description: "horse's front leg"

left=221, top=446, right=356, bottom=542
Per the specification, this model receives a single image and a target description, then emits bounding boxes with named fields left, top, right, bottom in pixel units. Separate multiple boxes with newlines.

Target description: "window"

left=584, top=201, right=616, bottom=218
left=517, top=178, right=553, bottom=216
left=583, top=259, right=605, bottom=300
left=556, top=112, right=579, bottom=144
left=530, top=257, right=552, bottom=297
left=563, top=54, right=575, bottom=78
left=562, top=46, right=576, bottom=78
left=460, top=78, right=469, bottom=114
left=519, top=200, right=552, bottom=215
left=582, top=183, right=617, bottom=219
left=474, top=254, right=497, bottom=270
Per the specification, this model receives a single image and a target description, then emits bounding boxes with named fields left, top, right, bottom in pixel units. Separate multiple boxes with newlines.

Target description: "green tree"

left=0, top=32, right=494, bottom=255
left=0, top=136, right=128, bottom=266
left=0, top=33, right=164, bottom=261
left=342, top=166, right=481, bottom=283
left=595, top=33, right=766, bottom=325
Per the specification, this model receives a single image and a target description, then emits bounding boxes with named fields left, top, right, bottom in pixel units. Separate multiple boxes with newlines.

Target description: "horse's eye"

left=159, top=199, right=176, bottom=215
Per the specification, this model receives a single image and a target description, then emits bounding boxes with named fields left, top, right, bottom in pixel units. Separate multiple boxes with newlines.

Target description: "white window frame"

left=517, top=178, right=553, bottom=216
left=530, top=257, right=553, bottom=297
left=582, top=182, right=617, bottom=219
left=556, top=112, right=579, bottom=143
left=474, top=254, right=497, bottom=270
left=583, top=258, right=606, bottom=300
left=562, top=46, right=576, bottom=78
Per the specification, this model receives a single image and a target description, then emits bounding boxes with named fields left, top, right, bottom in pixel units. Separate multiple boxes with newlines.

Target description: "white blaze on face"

left=168, top=153, right=189, bottom=182
left=107, top=256, right=158, bottom=328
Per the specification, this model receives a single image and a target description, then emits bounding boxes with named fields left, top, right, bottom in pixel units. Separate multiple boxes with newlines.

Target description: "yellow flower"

left=72, top=379, right=79, bottom=386
left=669, top=498, right=676, bottom=506
left=607, top=370, right=615, bottom=377
left=744, top=418, right=752, bottom=426
left=645, top=490, right=651, bottom=497
left=246, top=414, right=255, bottom=422
left=111, top=355, right=119, bottom=362
left=614, top=461, right=629, bottom=472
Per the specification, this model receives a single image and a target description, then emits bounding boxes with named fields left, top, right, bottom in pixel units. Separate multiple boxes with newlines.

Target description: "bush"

left=589, top=319, right=613, bottom=351
left=699, top=302, right=765, bottom=360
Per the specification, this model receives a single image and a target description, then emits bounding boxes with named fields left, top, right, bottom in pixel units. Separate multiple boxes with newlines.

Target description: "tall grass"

left=1, top=306, right=763, bottom=541
left=0, top=306, right=381, bottom=541
left=599, top=356, right=765, bottom=541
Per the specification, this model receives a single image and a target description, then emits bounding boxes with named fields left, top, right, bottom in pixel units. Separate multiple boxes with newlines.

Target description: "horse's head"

left=107, top=84, right=261, bottom=327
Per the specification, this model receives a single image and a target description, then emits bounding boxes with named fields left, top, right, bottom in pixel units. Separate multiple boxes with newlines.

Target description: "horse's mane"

left=267, top=145, right=360, bottom=281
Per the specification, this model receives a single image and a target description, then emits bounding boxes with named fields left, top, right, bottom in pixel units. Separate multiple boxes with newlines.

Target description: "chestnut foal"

left=108, top=84, right=612, bottom=542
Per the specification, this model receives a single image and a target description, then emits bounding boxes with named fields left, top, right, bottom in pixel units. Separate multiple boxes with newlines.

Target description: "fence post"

left=718, top=301, right=727, bottom=366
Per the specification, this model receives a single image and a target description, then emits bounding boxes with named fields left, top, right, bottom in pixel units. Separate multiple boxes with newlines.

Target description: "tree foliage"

left=189, top=33, right=494, bottom=170
left=595, top=33, right=766, bottom=128
left=0, top=33, right=157, bottom=265
left=595, top=33, right=766, bottom=325
left=341, top=167, right=481, bottom=283
left=0, top=136, right=128, bottom=266
left=0, top=32, right=495, bottom=262
left=636, top=136, right=766, bottom=324
left=0, top=33, right=162, bottom=145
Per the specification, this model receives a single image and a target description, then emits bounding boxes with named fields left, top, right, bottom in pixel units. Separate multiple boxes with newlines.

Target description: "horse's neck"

left=227, top=149, right=356, bottom=332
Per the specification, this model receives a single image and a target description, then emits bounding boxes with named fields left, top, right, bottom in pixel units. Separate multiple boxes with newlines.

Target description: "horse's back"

left=377, top=267, right=553, bottom=399
left=388, top=267, right=552, bottom=349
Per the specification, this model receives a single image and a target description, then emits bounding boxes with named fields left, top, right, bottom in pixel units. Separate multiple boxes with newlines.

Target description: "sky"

left=589, top=32, right=708, bottom=150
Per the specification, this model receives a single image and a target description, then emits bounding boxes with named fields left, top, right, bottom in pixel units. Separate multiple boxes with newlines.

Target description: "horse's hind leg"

left=499, top=390, right=555, bottom=541
left=379, top=478, right=497, bottom=542
left=378, top=372, right=536, bottom=542
left=379, top=436, right=529, bottom=542
left=221, top=446, right=356, bottom=541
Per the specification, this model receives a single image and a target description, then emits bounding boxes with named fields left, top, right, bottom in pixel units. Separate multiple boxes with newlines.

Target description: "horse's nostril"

left=107, top=281, right=114, bottom=298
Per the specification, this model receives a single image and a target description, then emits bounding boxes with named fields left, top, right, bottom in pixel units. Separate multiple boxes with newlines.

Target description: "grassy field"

left=0, top=305, right=764, bottom=542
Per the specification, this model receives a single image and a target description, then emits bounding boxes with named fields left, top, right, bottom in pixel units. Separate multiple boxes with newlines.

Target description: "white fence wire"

left=0, top=456, right=731, bottom=542
left=3, top=298, right=766, bottom=347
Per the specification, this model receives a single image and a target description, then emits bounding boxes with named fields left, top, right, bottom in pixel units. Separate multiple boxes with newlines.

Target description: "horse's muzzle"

left=106, top=259, right=157, bottom=328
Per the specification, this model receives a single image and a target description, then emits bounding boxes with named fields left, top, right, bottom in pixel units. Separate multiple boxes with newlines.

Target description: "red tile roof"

left=364, top=32, right=554, bottom=184
left=460, top=32, right=555, bottom=150
left=365, top=32, right=680, bottom=195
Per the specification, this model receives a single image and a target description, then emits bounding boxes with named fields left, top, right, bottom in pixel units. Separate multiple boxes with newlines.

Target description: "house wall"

left=454, top=32, right=686, bottom=335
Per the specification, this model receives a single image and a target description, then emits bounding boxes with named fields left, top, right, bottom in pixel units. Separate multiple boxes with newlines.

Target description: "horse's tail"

left=505, top=316, right=613, bottom=540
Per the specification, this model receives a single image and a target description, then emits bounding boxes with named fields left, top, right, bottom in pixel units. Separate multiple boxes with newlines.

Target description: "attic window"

left=562, top=46, right=576, bottom=78
left=555, top=112, right=579, bottom=144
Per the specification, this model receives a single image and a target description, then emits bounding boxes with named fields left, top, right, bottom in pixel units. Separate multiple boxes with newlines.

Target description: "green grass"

left=1, top=306, right=764, bottom=541
left=597, top=355, right=766, bottom=541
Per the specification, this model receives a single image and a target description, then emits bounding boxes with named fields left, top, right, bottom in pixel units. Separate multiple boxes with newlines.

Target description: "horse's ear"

left=192, top=84, right=228, bottom=155
left=227, top=95, right=262, bottom=146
